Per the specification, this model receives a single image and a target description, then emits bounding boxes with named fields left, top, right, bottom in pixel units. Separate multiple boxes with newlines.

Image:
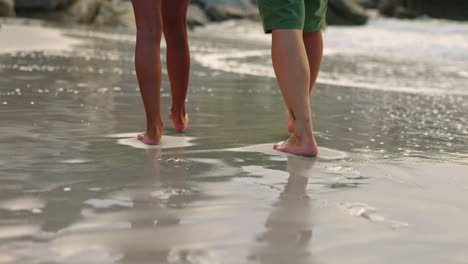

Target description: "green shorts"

left=257, top=0, right=328, bottom=34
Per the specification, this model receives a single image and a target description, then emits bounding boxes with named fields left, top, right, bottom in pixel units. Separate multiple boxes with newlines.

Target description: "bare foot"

left=273, top=134, right=318, bottom=157
left=137, top=133, right=161, bottom=145
left=169, top=109, right=189, bottom=132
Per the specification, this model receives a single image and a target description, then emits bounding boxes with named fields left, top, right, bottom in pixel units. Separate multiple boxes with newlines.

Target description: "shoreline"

left=0, top=19, right=81, bottom=53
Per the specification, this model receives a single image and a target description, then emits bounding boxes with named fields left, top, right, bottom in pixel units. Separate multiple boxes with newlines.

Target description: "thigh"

left=304, top=0, right=328, bottom=32
left=131, top=0, right=162, bottom=32
left=257, top=0, right=305, bottom=34
left=161, top=0, right=190, bottom=29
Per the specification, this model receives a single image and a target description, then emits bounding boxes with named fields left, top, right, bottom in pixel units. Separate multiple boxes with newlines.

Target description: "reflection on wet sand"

left=251, top=157, right=316, bottom=264
left=120, top=147, right=192, bottom=263
left=48, top=146, right=204, bottom=263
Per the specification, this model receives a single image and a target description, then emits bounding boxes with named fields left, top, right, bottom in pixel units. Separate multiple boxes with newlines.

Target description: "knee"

left=136, top=25, right=163, bottom=42
left=163, top=21, right=187, bottom=40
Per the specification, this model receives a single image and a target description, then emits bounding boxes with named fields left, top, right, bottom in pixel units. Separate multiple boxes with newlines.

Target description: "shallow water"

left=0, top=17, right=467, bottom=264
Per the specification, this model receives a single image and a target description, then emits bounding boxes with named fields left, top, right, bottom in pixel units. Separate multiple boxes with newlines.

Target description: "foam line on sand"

left=228, top=143, right=347, bottom=160
left=107, top=133, right=196, bottom=149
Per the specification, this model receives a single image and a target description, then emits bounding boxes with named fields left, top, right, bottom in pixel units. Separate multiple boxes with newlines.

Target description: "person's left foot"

left=137, top=133, right=161, bottom=145
left=273, top=133, right=318, bottom=157
left=169, top=109, right=189, bottom=132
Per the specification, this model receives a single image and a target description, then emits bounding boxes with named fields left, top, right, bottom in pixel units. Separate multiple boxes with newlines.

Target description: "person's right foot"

left=169, top=109, right=189, bottom=132
left=273, top=133, right=318, bottom=157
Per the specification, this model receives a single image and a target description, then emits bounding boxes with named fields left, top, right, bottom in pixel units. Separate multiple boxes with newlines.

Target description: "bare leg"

left=162, top=0, right=190, bottom=132
left=271, top=29, right=317, bottom=157
left=131, top=0, right=163, bottom=145
left=304, top=30, right=324, bottom=94
left=287, top=30, right=323, bottom=133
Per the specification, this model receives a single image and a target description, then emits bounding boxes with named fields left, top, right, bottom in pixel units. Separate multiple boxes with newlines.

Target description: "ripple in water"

left=338, top=202, right=409, bottom=229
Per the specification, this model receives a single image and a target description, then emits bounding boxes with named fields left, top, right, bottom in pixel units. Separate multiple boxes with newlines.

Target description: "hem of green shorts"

left=264, top=20, right=327, bottom=34
left=264, top=24, right=304, bottom=34
left=303, top=19, right=327, bottom=33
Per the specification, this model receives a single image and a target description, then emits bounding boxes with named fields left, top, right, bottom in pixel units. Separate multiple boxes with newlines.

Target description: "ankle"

left=147, top=120, right=163, bottom=135
left=171, top=105, right=186, bottom=115
left=293, top=121, right=313, bottom=140
left=293, top=132, right=314, bottom=143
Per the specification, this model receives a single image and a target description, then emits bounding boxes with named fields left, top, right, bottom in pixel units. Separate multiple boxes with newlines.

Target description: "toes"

left=273, top=141, right=286, bottom=151
left=137, top=134, right=149, bottom=144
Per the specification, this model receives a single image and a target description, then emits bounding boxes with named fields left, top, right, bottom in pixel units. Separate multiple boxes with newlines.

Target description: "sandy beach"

left=0, top=17, right=467, bottom=263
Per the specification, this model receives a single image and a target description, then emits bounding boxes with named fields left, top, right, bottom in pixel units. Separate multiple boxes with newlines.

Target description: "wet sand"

left=0, top=18, right=467, bottom=264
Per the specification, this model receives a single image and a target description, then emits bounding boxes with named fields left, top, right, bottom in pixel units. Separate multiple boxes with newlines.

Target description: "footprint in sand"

left=106, top=133, right=196, bottom=149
